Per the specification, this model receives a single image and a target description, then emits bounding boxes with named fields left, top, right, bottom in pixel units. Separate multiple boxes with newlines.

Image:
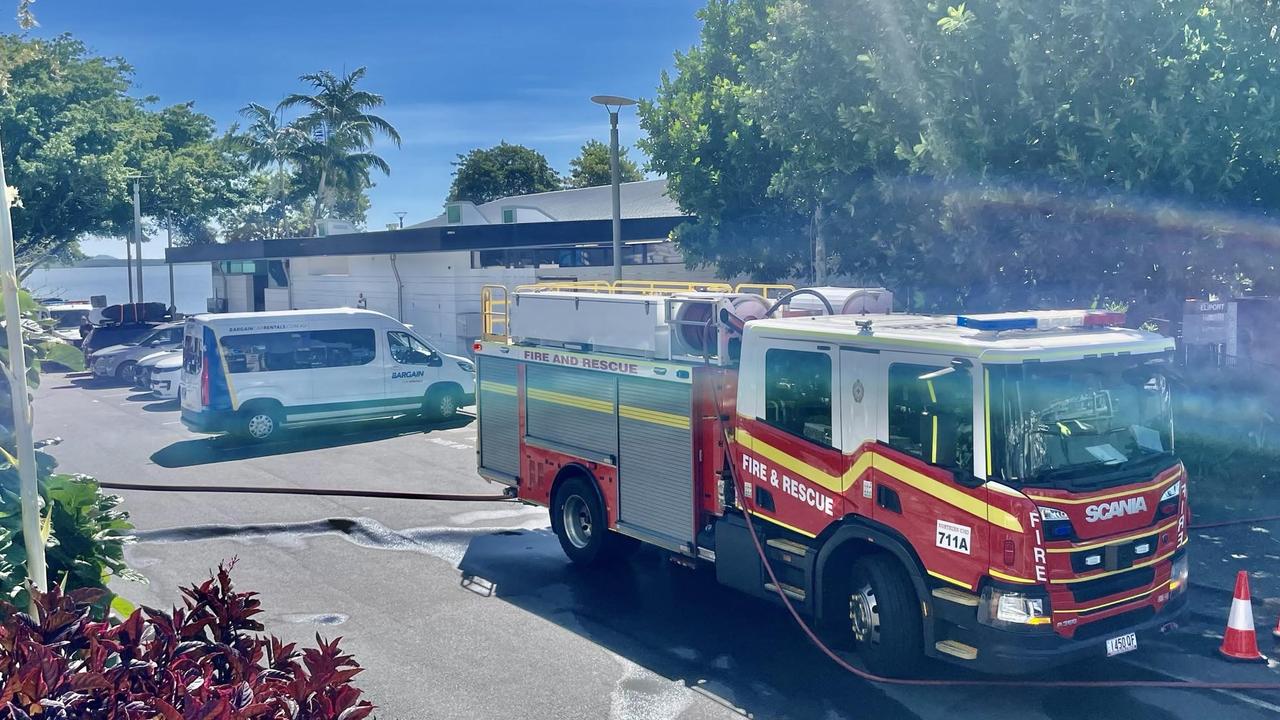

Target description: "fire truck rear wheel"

left=551, top=476, right=630, bottom=566
left=848, top=554, right=922, bottom=677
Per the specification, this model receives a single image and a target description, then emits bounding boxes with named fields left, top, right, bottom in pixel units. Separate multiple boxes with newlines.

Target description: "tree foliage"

left=0, top=34, right=242, bottom=261
left=278, top=68, right=399, bottom=228
left=641, top=0, right=1280, bottom=316
left=448, top=142, right=562, bottom=204
left=566, top=139, right=644, bottom=189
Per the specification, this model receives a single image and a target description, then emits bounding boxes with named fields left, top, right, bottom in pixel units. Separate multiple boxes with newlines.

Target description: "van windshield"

left=987, top=356, right=1175, bottom=489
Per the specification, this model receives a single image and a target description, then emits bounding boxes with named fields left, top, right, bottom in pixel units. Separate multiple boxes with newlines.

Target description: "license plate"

left=1105, top=632, right=1138, bottom=657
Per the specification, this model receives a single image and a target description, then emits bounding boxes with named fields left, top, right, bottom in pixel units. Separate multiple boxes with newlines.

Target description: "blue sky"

left=29, top=1, right=704, bottom=257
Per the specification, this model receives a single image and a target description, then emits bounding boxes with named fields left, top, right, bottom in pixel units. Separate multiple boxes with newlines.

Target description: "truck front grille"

left=1068, top=567, right=1155, bottom=604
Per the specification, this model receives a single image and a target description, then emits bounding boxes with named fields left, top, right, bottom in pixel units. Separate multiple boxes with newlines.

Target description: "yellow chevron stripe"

left=750, top=510, right=817, bottom=538
left=988, top=568, right=1037, bottom=584
left=735, top=428, right=1023, bottom=533
left=481, top=381, right=516, bottom=396
left=928, top=570, right=974, bottom=590
left=619, top=404, right=690, bottom=429
left=527, top=387, right=613, bottom=414
left=1057, top=581, right=1171, bottom=615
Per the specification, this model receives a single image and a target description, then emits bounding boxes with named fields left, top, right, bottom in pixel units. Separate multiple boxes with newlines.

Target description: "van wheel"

left=115, top=361, right=137, bottom=385
left=238, top=404, right=281, bottom=442
left=425, top=385, right=461, bottom=421
left=848, top=554, right=923, bottom=677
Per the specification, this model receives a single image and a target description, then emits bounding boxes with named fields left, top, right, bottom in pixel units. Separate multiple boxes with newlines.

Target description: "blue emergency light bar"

left=956, top=314, right=1038, bottom=331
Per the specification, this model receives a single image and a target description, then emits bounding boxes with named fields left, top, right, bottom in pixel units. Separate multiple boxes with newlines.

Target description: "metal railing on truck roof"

left=479, top=280, right=796, bottom=342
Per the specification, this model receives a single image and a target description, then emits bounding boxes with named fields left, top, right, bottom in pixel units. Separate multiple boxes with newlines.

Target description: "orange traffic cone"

left=1219, top=570, right=1266, bottom=662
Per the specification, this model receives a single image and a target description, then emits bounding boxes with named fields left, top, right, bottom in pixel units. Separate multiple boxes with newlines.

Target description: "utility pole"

left=132, top=178, right=144, bottom=303
left=0, top=135, right=47, bottom=609
left=813, top=203, right=828, bottom=285
left=394, top=211, right=407, bottom=229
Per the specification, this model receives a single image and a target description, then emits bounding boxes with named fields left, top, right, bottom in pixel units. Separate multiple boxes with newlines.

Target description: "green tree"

left=278, top=68, right=399, bottom=227
left=566, top=139, right=644, bottom=188
left=642, top=0, right=1280, bottom=317
left=448, top=142, right=562, bottom=204
left=0, top=34, right=242, bottom=263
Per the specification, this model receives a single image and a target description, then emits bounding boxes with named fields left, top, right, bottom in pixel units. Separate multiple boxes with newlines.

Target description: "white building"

left=167, top=179, right=702, bottom=355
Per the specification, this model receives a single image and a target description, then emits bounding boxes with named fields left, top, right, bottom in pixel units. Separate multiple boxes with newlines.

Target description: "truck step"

left=935, top=640, right=978, bottom=660
left=763, top=581, right=807, bottom=601
left=931, top=587, right=980, bottom=607
left=765, top=538, right=810, bottom=557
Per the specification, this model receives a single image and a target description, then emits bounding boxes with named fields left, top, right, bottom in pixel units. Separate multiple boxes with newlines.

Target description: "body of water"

left=24, top=264, right=213, bottom=315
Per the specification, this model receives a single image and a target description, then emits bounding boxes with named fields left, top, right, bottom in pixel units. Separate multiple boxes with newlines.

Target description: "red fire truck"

left=473, top=283, right=1189, bottom=676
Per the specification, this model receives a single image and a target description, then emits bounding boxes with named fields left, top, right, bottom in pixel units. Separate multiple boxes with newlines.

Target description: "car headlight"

left=1157, top=480, right=1182, bottom=519
left=979, top=586, right=1052, bottom=630
left=1159, top=481, right=1181, bottom=502
left=457, top=360, right=475, bottom=373
left=1169, top=554, right=1188, bottom=594
left=1039, top=506, right=1069, bottom=521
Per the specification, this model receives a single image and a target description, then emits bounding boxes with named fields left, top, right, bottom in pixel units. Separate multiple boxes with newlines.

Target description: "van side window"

left=220, top=329, right=376, bottom=373
left=388, top=331, right=436, bottom=365
left=887, top=363, right=973, bottom=469
left=763, top=349, right=832, bottom=445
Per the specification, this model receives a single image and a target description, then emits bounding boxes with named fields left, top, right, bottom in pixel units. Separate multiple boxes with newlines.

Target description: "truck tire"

left=848, top=554, right=923, bottom=677
left=237, top=403, right=282, bottom=442
left=550, top=476, right=634, bottom=566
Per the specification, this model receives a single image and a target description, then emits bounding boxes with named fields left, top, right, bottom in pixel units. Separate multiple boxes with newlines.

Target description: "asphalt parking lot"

left=31, top=371, right=1280, bottom=720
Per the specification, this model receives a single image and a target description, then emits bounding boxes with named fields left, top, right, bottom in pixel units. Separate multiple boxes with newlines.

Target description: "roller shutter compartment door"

left=477, top=356, right=519, bottom=480
left=525, top=364, right=618, bottom=459
left=617, top=377, right=694, bottom=547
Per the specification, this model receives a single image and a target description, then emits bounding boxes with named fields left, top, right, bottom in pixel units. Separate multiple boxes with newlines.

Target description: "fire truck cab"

left=474, top=284, right=1189, bottom=676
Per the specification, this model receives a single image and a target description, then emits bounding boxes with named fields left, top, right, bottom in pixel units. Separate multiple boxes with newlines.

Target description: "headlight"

left=1038, top=505, right=1074, bottom=539
left=979, top=586, right=1052, bottom=630
left=1038, top=506, right=1069, bottom=521
left=457, top=360, right=475, bottom=373
left=1159, top=481, right=1181, bottom=502
left=1169, top=554, right=1188, bottom=594
left=1157, top=480, right=1182, bottom=518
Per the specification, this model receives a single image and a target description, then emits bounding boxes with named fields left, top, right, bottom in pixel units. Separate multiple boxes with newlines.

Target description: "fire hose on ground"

left=97, top=478, right=1280, bottom=690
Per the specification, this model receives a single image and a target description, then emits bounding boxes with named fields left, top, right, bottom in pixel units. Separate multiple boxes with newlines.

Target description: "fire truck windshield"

left=987, top=356, right=1175, bottom=489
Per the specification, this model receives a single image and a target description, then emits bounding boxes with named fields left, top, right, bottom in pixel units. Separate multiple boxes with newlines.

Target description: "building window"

left=887, top=363, right=973, bottom=469
left=502, top=207, right=516, bottom=224
left=446, top=204, right=462, bottom=224
left=763, top=349, right=832, bottom=445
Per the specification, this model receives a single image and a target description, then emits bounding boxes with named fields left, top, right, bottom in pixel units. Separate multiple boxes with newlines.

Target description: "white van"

left=180, top=309, right=475, bottom=441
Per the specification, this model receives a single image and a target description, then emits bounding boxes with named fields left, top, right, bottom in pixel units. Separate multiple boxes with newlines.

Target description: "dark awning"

left=164, top=216, right=686, bottom=264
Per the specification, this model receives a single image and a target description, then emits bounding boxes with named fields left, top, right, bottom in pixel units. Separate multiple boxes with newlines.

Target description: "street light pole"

left=591, top=95, right=637, bottom=282
left=166, top=217, right=175, bottom=312
left=0, top=134, right=47, bottom=608
left=394, top=211, right=407, bottom=229
left=132, top=178, right=144, bottom=303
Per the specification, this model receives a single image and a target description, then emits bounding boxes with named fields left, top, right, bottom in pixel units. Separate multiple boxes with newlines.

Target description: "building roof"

left=165, top=178, right=689, bottom=265
left=746, top=313, right=1174, bottom=362
left=413, top=178, right=679, bottom=227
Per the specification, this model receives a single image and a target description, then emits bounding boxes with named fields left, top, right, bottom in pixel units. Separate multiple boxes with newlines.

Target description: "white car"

left=134, top=349, right=181, bottom=390
left=148, top=354, right=183, bottom=400
left=90, top=322, right=184, bottom=384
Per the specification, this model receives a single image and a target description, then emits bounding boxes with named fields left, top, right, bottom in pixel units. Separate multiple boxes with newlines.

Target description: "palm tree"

left=233, top=103, right=304, bottom=236
left=278, top=68, right=400, bottom=227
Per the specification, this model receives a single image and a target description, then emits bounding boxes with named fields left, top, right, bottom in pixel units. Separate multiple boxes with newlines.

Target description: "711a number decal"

left=936, top=520, right=972, bottom=555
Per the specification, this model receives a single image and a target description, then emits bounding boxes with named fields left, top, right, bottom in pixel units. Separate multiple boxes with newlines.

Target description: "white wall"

left=288, top=252, right=535, bottom=355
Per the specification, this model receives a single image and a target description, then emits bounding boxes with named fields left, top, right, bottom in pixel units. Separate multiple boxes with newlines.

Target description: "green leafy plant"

left=0, top=289, right=132, bottom=609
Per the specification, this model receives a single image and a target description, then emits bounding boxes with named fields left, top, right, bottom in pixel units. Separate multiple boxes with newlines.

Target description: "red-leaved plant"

left=0, top=563, right=374, bottom=719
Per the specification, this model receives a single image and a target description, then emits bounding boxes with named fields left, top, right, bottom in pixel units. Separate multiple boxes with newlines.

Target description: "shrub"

left=0, top=288, right=134, bottom=609
left=0, top=563, right=375, bottom=719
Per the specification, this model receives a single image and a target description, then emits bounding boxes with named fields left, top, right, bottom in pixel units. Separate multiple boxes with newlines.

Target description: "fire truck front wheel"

left=550, top=475, right=633, bottom=566
left=848, top=554, right=923, bottom=677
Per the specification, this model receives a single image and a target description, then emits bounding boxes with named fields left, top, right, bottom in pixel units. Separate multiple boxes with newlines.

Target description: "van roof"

left=189, top=308, right=392, bottom=323
left=746, top=313, right=1173, bottom=362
